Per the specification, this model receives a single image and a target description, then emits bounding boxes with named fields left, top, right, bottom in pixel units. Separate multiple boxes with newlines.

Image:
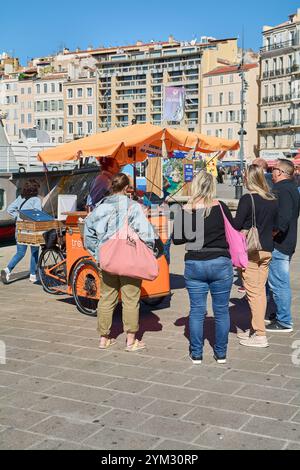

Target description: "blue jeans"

left=184, top=257, right=233, bottom=358
left=7, top=244, right=39, bottom=276
left=268, top=249, right=292, bottom=328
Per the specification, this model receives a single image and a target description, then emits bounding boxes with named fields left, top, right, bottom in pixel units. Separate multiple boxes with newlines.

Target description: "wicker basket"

left=16, top=220, right=63, bottom=246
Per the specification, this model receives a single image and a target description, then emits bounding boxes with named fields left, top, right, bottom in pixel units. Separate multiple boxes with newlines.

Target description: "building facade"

left=258, top=8, right=300, bottom=161
left=34, top=73, right=66, bottom=143
left=92, top=37, right=238, bottom=133
left=0, top=76, right=20, bottom=141
left=202, top=63, right=259, bottom=162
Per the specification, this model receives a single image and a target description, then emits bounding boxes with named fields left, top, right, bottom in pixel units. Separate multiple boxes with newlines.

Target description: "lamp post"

left=236, top=58, right=249, bottom=199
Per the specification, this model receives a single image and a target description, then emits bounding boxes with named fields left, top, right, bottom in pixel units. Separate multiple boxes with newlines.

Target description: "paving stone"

left=96, top=409, right=150, bottom=430
left=270, top=364, right=300, bottom=379
left=6, top=348, right=47, bottom=362
left=221, top=369, right=288, bottom=388
left=285, top=442, right=300, bottom=450
left=242, top=417, right=300, bottom=442
left=235, top=384, right=298, bottom=404
left=262, top=353, right=296, bottom=366
left=28, top=439, right=93, bottom=450
left=225, top=359, right=275, bottom=374
left=136, top=416, right=206, bottom=441
left=283, top=378, right=300, bottom=391
left=142, top=400, right=195, bottom=419
left=146, top=371, right=191, bottom=386
left=0, top=429, right=42, bottom=450
left=13, top=376, right=58, bottom=393
left=143, top=384, right=201, bottom=404
left=0, top=371, right=28, bottom=387
left=0, top=390, right=52, bottom=409
left=28, top=416, right=98, bottom=442
left=184, top=406, right=250, bottom=429
left=51, top=369, right=115, bottom=388
left=153, top=439, right=209, bottom=450
left=104, top=364, right=155, bottom=380
left=105, top=378, right=152, bottom=394
left=18, top=364, right=65, bottom=378
left=84, top=427, right=160, bottom=450
left=191, top=392, right=254, bottom=413
left=186, top=376, right=243, bottom=395
left=44, top=382, right=117, bottom=404
left=0, top=406, right=47, bottom=429
left=31, top=396, right=110, bottom=422
left=195, top=426, right=285, bottom=450
left=99, top=392, right=154, bottom=412
left=247, top=401, right=299, bottom=421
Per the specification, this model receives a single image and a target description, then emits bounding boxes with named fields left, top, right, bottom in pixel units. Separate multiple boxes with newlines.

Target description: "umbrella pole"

left=133, top=147, right=137, bottom=191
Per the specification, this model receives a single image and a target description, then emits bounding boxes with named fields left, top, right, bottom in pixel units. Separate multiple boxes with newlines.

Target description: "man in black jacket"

left=266, top=159, right=300, bottom=332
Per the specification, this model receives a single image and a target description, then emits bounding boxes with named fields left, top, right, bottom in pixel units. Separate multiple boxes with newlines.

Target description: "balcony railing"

left=257, top=120, right=295, bottom=129
left=260, top=39, right=296, bottom=53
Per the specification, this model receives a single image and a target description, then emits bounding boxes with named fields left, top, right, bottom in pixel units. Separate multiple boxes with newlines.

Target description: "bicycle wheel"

left=71, top=259, right=100, bottom=316
left=38, top=248, right=66, bottom=295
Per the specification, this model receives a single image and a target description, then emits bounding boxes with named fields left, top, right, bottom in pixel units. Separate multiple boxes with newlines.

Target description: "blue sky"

left=1, top=0, right=299, bottom=64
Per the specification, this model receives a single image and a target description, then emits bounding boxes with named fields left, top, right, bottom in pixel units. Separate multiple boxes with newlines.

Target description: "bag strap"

left=18, top=197, right=31, bottom=212
left=249, top=193, right=257, bottom=228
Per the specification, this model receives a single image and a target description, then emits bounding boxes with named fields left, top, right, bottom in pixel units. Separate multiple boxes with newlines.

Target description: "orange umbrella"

left=38, top=123, right=239, bottom=164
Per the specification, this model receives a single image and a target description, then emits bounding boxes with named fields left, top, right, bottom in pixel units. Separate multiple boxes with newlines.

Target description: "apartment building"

left=91, top=36, right=238, bottom=132
left=0, top=75, right=20, bottom=141
left=258, top=8, right=300, bottom=160
left=202, top=62, right=259, bottom=162
left=34, top=73, right=67, bottom=143
left=18, top=78, right=34, bottom=132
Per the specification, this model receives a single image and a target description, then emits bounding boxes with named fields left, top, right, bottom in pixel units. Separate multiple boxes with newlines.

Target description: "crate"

left=16, top=220, right=64, bottom=246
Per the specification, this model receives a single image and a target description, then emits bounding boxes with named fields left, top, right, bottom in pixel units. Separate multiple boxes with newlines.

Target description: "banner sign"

left=163, top=86, right=185, bottom=122
left=184, top=164, right=194, bottom=182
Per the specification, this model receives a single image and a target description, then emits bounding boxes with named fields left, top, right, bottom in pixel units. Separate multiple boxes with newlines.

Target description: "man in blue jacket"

left=266, top=159, right=300, bottom=332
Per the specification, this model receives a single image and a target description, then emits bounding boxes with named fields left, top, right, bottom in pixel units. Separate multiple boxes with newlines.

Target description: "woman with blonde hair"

left=233, top=164, right=278, bottom=347
left=172, top=170, right=234, bottom=364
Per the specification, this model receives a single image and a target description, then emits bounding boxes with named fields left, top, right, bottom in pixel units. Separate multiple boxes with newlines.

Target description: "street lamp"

left=235, top=58, right=249, bottom=199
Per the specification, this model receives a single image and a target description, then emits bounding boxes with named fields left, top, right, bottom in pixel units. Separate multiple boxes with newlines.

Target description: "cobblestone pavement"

left=0, top=185, right=299, bottom=450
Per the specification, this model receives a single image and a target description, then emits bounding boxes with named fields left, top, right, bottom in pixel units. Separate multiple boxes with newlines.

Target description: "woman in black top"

left=172, top=170, right=234, bottom=364
left=233, top=164, right=278, bottom=348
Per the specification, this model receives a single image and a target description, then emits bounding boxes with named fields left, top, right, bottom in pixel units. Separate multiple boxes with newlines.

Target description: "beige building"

left=90, top=36, right=238, bottom=132
left=258, top=8, right=300, bottom=161
left=0, top=75, right=20, bottom=141
left=34, top=73, right=67, bottom=143
left=202, top=63, right=259, bottom=162
left=18, top=78, right=34, bottom=132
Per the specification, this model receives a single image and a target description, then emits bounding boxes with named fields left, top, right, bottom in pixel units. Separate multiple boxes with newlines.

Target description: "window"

left=220, top=75, right=224, bottom=84
left=87, top=121, right=93, bottom=133
left=58, top=100, right=63, bottom=110
left=59, top=83, right=63, bottom=92
left=36, top=84, right=40, bottom=94
left=264, top=110, right=268, bottom=122
left=68, top=105, right=73, bottom=116
left=67, top=89, right=73, bottom=99
left=87, top=105, right=93, bottom=115
left=58, top=118, right=63, bottom=130
left=68, top=122, right=74, bottom=135
left=28, top=87, right=32, bottom=94
left=209, top=77, right=212, bottom=85
left=227, top=128, right=233, bottom=139
left=21, top=88, right=25, bottom=95
left=28, top=114, right=32, bottom=124
left=229, top=74, right=233, bottom=83
left=51, top=83, right=55, bottom=93
left=219, top=111, right=223, bottom=122
left=216, top=112, right=219, bottom=123
left=21, top=114, right=25, bottom=124
left=44, top=100, right=48, bottom=111
left=51, top=119, right=56, bottom=131
left=77, top=105, right=83, bottom=115
left=228, top=92, right=234, bottom=105
left=77, top=122, right=83, bottom=135
left=77, top=88, right=83, bottom=97
left=43, top=83, right=47, bottom=93
left=51, top=100, right=56, bottom=111
left=219, top=93, right=223, bottom=105
left=87, top=88, right=93, bottom=97
left=0, top=189, right=5, bottom=211
left=264, top=85, right=268, bottom=97
left=207, top=94, right=213, bottom=106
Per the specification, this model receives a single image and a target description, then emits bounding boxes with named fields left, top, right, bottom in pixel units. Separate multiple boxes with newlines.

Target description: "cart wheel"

left=38, top=248, right=66, bottom=295
left=142, top=296, right=167, bottom=307
left=71, top=259, right=99, bottom=316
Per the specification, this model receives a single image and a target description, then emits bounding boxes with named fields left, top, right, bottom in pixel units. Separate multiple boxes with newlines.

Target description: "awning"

left=38, top=123, right=240, bottom=165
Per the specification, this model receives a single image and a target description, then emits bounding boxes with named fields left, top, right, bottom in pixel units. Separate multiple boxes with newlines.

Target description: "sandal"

left=125, top=339, right=146, bottom=352
left=99, top=338, right=117, bottom=350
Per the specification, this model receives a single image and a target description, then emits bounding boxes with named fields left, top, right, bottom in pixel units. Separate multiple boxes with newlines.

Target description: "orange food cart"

left=37, top=124, right=239, bottom=316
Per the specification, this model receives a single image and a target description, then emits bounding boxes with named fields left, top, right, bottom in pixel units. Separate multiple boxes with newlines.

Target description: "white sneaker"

left=1, top=268, right=10, bottom=284
left=29, top=274, right=37, bottom=283
left=237, top=330, right=251, bottom=340
left=239, top=334, right=269, bottom=348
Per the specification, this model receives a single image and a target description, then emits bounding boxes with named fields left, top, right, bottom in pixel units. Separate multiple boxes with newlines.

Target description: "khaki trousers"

left=242, top=251, right=272, bottom=336
left=97, top=270, right=141, bottom=337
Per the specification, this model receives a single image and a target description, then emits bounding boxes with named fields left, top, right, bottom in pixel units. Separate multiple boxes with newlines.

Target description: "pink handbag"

left=99, top=216, right=159, bottom=281
left=218, top=203, right=248, bottom=269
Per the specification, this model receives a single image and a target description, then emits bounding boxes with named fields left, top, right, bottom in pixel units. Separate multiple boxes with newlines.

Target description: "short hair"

left=21, top=179, right=40, bottom=199
left=111, top=173, right=130, bottom=193
left=277, top=159, right=295, bottom=178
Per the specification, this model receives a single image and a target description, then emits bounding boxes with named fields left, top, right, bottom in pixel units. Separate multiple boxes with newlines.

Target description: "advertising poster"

left=162, top=86, right=185, bottom=122
left=162, top=158, right=184, bottom=197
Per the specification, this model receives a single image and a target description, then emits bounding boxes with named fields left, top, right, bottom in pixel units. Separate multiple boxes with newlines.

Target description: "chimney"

left=168, top=35, right=175, bottom=43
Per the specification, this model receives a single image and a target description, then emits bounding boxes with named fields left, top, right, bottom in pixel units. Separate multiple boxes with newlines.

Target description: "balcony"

left=134, top=108, right=146, bottom=114
left=257, top=120, right=294, bottom=129
left=293, top=141, right=300, bottom=147
left=260, top=39, right=296, bottom=53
